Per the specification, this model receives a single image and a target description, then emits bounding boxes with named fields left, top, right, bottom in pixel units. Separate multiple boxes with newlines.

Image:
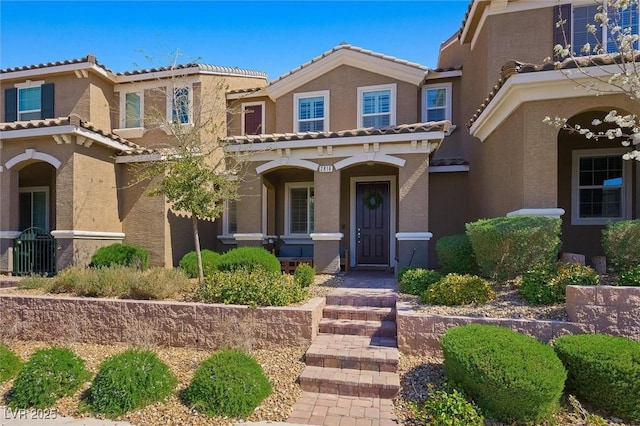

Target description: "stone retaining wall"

left=0, top=295, right=326, bottom=349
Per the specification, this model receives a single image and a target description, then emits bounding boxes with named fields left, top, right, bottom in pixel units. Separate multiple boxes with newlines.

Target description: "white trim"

left=350, top=175, right=397, bottom=268
left=278, top=235, right=313, bottom=244
left=115, top=153, right=164, bottom=164
left=113, top=127, right=145, bottom=139
left=422, top=82, right=452, bottom=123
left=223, top=199, right=237, bottom=236
left=241, top=101, right=266, bottom=135
left=255, top=158, right=319, bottom=174
left=506, top=208, right=566, bottom=219
left=49, top=230, right=125, bottom=240
left=262, top=184, right=268, bottom=238
left=429, top=165, right=470, bottom=173
left=571, top=147, right=632, bottom=225
left=0, top=63, right=111, bottom=82
left=426, top=70, right=462, bottom=80
left=232, top=233, right=265, bottom=241
left=119, top=89, right=144, bottom=129
left=395, top=232, right=433, bottom=241
left=334, top=153, right=406, bottom=170
left=166, top=83, right=193, bottom=125
left=357, top=83, right=396, bottom=129
left=0, top=231, right=23, bottom=239
left=5, top=149, right=61, bottom=170
left=284, top=182, right=314, bottom=236
left=14, top=80, right=45, bottom=121
left=1, top=126, right=135, bottom=153
left=293, top=90, right=330, bottom=132
left=19, top=186, right=50, bottom=231
left=310, top=232, right=344, bottom=241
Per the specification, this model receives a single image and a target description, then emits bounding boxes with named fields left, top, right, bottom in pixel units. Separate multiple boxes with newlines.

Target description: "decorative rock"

left=560, top=252, right=586, bottom=266
left=591, top=256, right=607, bottom=274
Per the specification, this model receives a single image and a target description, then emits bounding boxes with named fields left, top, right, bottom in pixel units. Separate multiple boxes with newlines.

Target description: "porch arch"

left=256, top=158, right=319, bottom=174
left=334, top=153, right=406, bottom=170
left=5, top=149, right=61, bottom=170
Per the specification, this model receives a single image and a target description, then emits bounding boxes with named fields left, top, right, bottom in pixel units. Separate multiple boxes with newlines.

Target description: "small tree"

left=545, top=0, right=640, bottom=161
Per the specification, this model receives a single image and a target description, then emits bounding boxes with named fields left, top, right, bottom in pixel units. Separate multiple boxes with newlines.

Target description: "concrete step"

left=323, top=305, right=396, bottom=322
left=326, top=289, right=397, bottom=308
left=305, top=334, right=398, bottom=373
left=319, top=318, right=396, bottom=338
left=299, top=366, right=400, bottom=398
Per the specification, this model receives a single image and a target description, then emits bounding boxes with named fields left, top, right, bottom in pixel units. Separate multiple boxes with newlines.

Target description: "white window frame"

left=166, top=83, right=193, bottom=125
left=284, top=182, right=314, bottom=236
left=18, top=186, right=49, bottom=231
left=293, top=90, right=329, bottom=132
left=222, top=199, right=238, bottom=236
left=15, top=80, right=44, bottom=121
left=241, top=101, right=266, bottom=135
left=571, top=2, right=640, bottom=55
left=357, top=83, right=396, bottom=129
left=571, top=148, right=632, bottom=225
left=119, top=90, right=144, bottom=129
left=422, top=82, right=452, bottom=122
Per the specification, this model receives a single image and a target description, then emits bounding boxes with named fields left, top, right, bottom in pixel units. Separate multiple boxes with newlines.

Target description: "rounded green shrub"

left=183, top=349, right=271, bottom=417
left=0, top=344, right=22, bottom=384
left=436, top=234, right=478, bottom=275
left=424, top=274, right=495, bottom=306
left=294, top=263, right=316, bottom=288
left=410, top=385, right=484, bottom=426
left=192, top=269, right=306, bottom=306
left=602, top=219, right=640, bottom=272
left=9, top=347, right=90, bottom=409
left=399, top=268, right=442, bottom=296
left=521, top=262, right=599, bottom=305
left=86, top=349, right=176, bottom=417
left=217, top=247, right=281, bottom=273
left=441, top=324, right=566, bottom=424
left=179, top=250, right=221, bottom=278
left=466, top=216, right=561, bottom=281
left=90, top=243, right=149, bottom=270
left=554, top=334, right=640, bottom=422
left=616, top=264, right=640, bottom=286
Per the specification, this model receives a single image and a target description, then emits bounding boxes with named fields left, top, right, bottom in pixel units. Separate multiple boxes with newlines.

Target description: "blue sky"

left=0, top=1, right=470, bottom=81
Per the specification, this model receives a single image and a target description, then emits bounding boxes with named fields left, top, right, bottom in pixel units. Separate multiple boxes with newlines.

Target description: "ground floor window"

left=286, top=183, right=314, bottom=235
left=19, top=187, right=49, bottom=231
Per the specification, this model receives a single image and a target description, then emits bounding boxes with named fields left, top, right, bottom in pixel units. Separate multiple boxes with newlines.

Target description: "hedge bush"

left=179, top=250, right=221, bottom=278
left=398, top=268, right=442, bottom=296
left=410, top=385, right=484, bottom=426
left=9, top=347, right=90, bottom=409
left=183, top=349, right=271, bottom=417
left=441, top=324, right=566, bottom=424
left=0, top=344, right=22, bottom=384
left=602, top=219, right=640, bottom=272
left=436, top=234, right=477, bottom=275
left=617, top=264, right=640, bottom=286
left=554, top=334, right=640, bottom=422
left=217, top=247, right=281, bottom=273
left=90, top=243, right=149, bottom=270
left=424, top=274, right=495, bottom=306
left=294, top=263, right=316, bottom=288
left=466, top=216, right=561, bottom=281
left=86, top=349, right=176, bottom=417
left=520, top=262, right=600, bottom=305
left=192, top=268, right=306, bottom=306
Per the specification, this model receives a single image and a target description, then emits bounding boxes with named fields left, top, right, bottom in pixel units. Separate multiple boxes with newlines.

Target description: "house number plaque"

left=318, top=165, right=334, bottom=173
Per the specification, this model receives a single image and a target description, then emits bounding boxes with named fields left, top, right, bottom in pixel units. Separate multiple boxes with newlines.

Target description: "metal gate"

left=13, top=227, right=56, bottom=276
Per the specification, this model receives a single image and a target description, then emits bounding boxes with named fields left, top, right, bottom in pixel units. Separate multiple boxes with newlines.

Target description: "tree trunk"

left=191, top=214, right=204, bottom=284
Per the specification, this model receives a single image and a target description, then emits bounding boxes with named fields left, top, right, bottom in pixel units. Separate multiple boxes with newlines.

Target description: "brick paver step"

left=326, top=289, right=397, bottom=308
left=319, top=319, right=396, bottom=338
left=323, top=305, right=396, bottom=322
left=299, top=366, right=400, bottom=399
left=305, top=334, right=399, bottom=373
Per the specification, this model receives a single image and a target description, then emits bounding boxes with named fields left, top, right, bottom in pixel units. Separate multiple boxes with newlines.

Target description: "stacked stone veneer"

left=0, top=295, right=325, bottom=349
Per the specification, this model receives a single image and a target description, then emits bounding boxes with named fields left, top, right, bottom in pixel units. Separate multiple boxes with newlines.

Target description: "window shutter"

left=553, top=4, right=572, bottom=58
left=4, top=88, right=18, bottom=122
left=41, top=83, right=55, bottom=119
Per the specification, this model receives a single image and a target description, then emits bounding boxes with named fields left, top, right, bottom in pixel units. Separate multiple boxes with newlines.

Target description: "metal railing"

left=13, top=227, right=56, bottom=276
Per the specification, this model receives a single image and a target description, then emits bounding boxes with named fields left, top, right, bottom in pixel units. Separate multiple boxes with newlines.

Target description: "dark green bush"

left=424, top=274, right=495, bottom=306
left=436, top=234, right=477, bottom=275
left=179, top=250, right=221, bottom=278
left=410, top=385, right=484, bottom=426
left=294, top=263, right=316, bottom=288
left=602, top=219, right=640, bottom=272
left=86, top=349, right=176, bottom=417
left=90, top=243, right=149, bottom=270
left=554, top=334, right=640, bottom=422
left=617, top=264, right=640, bottom=286
left=217, top=247, right=281, bottom=273
left=466, top=216, right=561, bottom=281
left=0, top=344, right=22, bottom=383
left=441, top=324, right=566, bottom=424
left=183, top=349, right=271, bottom=417
left=521, top=262, right=599, bottom=304
left=192, top=268, right=306, bottom=306
left=399, top=268, right=442, bottom=296
left=9, top=347, right=90, bottom=409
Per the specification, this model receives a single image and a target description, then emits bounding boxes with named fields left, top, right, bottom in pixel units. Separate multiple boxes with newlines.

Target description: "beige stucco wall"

left=88, top=74, right=116, bottom=131
left=227, top=95, right=276, bottom=136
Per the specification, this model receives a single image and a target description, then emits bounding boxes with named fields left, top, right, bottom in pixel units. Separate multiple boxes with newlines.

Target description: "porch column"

left=235, top=163, right=264, bottom=247
left=54, top=155, right=75, bottom=271
left=396, top=154, right=431, bottom=270
left=523, top=104, right=559, bottom=208
left=311, top=160, right=342, bottom=274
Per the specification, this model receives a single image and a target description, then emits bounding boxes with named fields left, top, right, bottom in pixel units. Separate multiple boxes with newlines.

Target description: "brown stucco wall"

left=227, top=95, right=275, bottom=136
left=88, top=74, right=115, bottom=131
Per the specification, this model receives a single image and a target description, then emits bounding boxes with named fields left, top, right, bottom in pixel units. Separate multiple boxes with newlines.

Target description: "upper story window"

left=242, top=101, right=265, bottom=135
left=422, top=82, right=452, bottom=122
left=121, top=91, right=143, bottom=128
left=4, top=81, right=54, bottom=122
left=572, top=3, right=639, bottom=55
left=294, top=91, right=329, bottom=132
left=357, top=84, right=396, bottom=128
left=285, top=183, right=314, bottom=235
left=170, top=86, right=191, bottom=124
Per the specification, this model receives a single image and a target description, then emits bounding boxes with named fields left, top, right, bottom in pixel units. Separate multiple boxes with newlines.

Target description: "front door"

left=355, top=181, right=390, bottom=265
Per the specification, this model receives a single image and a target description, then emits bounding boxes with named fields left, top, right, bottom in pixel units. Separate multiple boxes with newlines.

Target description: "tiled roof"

left=0, top=54, right=115, bottom=75
left=431, top=157, right=469, bottom=167
left=431, top=65, right=463, bottom=73
left=467, top=53, right=640, bottom=128
left=225, top=121, right=450, bottom=144
left=0, top=115, right=153, bottom=155
left=227, top=87, right=264, bottom=95
left=270, top=43, right=429, bottom=85
left=458, top=1, right=476, bottom=40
